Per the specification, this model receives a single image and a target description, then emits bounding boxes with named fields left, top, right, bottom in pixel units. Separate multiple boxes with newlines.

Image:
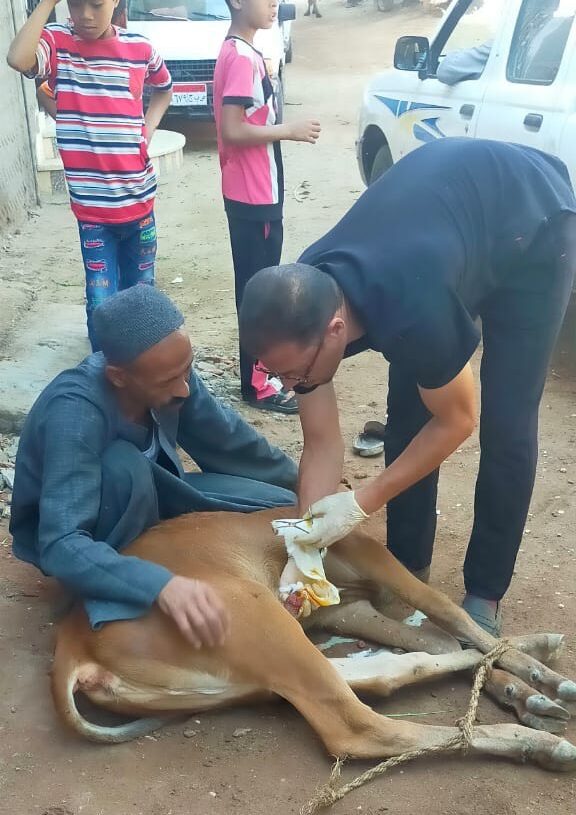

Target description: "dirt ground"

left=1, top=1, right=576, bottom=813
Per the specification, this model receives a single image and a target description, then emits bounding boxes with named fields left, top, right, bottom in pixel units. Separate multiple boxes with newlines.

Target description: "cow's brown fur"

left=51, top=509, right=576, bottom=771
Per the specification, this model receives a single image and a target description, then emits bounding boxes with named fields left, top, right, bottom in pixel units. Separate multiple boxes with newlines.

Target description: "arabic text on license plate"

left=173, top=84, right=207, bottom=106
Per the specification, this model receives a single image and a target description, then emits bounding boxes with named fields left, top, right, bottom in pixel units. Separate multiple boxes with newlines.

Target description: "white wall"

left=0, top=0, right=39, bottom=230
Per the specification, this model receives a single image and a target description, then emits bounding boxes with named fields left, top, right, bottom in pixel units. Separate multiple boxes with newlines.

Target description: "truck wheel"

left=286, top=38, right=293, bottom=64
left=375, top=0, right=394, bottom=12
left=369, top=144, right=393, bottom=184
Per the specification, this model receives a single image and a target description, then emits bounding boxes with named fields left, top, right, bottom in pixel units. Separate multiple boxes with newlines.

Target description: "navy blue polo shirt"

left=299, top=138, right=576, bottom=389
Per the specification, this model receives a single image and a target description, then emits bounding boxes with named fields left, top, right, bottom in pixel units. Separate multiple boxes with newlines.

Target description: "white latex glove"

left=272, top=491, right=369, bottom=550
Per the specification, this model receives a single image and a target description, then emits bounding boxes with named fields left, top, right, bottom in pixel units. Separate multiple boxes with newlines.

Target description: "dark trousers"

left=384, top=215, right=576, bottom=601
left=227, top=215, right=283, bottom=399
left=99, top=439, right=296, bottom=537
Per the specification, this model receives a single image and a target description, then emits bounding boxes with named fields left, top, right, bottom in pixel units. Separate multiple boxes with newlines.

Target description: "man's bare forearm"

left=356, top=413, right=474, bottom=514
left=297, top=441, right=344, bottom=514
left=357, top=363, right=477, bottom=514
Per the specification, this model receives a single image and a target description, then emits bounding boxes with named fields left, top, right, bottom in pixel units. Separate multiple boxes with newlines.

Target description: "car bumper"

left=164, top=104, right=215, bottom=122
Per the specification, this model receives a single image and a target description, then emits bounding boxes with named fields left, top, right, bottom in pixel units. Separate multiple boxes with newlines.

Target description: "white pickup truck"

left=126, top=0, right=295, bottom=121
left=357, top=0, right=576, bottom=185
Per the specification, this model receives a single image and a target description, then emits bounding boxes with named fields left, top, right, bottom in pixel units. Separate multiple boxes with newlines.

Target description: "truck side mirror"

left=278, top=3, right=296, bottom=23
left=394, top=36, right=430, bottom=72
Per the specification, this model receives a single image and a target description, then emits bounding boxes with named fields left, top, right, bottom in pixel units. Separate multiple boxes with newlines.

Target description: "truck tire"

left=369, top=144, right=393, bottom=184
left=375, top=0, right=394, bottom=12
left=285, top=38, right=293, bottom=64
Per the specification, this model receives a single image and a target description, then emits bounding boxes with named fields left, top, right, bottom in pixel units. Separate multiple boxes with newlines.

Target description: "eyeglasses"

left=255, top=339, right=324, bottom=386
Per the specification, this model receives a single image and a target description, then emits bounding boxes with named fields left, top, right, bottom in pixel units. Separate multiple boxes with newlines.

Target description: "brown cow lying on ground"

left=52, top=508, right=576, bottom=772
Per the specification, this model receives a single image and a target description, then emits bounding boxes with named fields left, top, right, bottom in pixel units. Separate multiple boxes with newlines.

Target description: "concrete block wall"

left=0, top=0, right=39, bottom=231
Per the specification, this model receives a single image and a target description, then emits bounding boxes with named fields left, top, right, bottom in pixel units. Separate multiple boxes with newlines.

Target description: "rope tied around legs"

left=300, top=638, right=511, bottom=815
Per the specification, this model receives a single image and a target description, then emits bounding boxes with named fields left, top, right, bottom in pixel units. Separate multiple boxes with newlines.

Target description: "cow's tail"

left=51, top=633, right=171, bottom=744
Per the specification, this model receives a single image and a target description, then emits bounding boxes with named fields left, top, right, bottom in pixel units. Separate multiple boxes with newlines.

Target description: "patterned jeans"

left=78, top=211, right=157, bottom=350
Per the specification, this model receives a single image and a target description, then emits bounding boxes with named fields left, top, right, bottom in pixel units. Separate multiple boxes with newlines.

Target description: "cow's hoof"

left=557, top=680, right=576, bottom=702
left=543, top=738, right=576, bottom=772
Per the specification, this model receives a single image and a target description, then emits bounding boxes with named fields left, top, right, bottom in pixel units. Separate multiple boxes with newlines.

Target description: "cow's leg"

left=327, top=531, right=576, bottom=706
left=187, top=585, right=576, bottom=770
left=323, top=548, right=566, bottom=665
left=330, top=648, right=570, bottom=735
left=311, top=599, right=570, bottom=733
left=507, top=633, right=566, bottom=665
left=485, top=668, right=571, bottom=734
left=318, top=554, right=460, bottom=654
left=312, top=600, right=567, bottom=676
left=311, top=599, right=460, bottom=655
left=66, top=581, right=576, bottom=767
left=330, top=647, right=479, bottom=696
left=315, top=597, right=565, bottom=665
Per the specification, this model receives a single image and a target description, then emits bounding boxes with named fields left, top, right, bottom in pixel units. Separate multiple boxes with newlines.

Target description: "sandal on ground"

left=353, top=420, right=386, bottom=457
left=244, top=390, right=299, bottom=415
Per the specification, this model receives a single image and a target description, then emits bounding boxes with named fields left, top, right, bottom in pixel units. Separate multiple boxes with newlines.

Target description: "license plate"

left=172, top=83, right=207, bottom=106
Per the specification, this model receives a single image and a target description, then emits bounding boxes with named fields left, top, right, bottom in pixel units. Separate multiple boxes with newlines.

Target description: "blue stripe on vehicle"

left=374, top=96, right=450, bottom=117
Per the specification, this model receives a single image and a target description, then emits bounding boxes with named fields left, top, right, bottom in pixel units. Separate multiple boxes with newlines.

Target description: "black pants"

left=227, top=215, right=283, bottom=399
left=384, top=214, right=576, bottom=601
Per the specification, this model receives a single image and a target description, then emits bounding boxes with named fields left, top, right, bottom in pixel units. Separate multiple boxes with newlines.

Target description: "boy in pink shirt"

left=213, top=0, right=320, bottom=413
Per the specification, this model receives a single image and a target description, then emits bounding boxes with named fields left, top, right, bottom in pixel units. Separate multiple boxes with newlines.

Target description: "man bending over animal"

left=239, top=138, right=576, bottom=638
left=10, top=285, right=297, bottom=647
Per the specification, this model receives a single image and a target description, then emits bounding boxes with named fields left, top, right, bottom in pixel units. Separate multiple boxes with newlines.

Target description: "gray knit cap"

left=93, top=285, right=185, bottom=365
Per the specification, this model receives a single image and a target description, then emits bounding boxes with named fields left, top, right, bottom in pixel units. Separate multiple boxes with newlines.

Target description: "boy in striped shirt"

left=8, top=0, right=173, bottom=350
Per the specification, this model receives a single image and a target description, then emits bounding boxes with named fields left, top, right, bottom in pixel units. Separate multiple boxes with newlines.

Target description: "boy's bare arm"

left=7, top=0, right=59, bottom=74
left=221, top=104, right=321, bottom=147
left=145, top=88, right=173, bottom=142
left=37, top=84, right=57, bottom=120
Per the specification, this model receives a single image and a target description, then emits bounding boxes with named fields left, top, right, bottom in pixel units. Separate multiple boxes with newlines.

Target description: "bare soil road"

left=1, top=2, right=575, bottom=814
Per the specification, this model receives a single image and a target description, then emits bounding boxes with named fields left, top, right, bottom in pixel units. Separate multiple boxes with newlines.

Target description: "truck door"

left=475, top=0, right=576, bottom=155
left=382, top=0, right=504, bottom=162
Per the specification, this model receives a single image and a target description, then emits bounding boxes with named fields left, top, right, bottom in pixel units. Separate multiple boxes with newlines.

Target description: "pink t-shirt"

left=213, top=36, right=283, bottom=221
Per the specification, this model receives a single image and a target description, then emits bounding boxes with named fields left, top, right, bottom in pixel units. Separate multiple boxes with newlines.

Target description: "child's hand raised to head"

left=286, top=120, right=322, bottom=144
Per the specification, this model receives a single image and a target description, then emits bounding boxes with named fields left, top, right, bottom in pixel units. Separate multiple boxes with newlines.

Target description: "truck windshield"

left=127, top=0, right=230, bottom=21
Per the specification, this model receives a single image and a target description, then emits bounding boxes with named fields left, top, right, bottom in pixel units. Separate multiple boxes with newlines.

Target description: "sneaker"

left=244, top=390, right=299, bottom=415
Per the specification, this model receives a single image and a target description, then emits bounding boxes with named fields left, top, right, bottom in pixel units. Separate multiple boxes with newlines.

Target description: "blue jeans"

left=78, top=212, right=157, bottom=350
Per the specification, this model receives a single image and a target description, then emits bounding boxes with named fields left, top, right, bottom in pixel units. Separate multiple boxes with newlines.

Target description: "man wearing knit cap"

left=10, top=286, right=297, bottom=648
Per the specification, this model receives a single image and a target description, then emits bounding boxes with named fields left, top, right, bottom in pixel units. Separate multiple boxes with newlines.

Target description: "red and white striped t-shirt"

left=33, top=24, right=172, bottom=224
left=213, top=36, right=283, bottom=221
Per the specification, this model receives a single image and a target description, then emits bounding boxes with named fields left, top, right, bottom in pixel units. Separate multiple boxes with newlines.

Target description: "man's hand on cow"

left=273, top=491, right=369, bottom=549
left=157, top=576, right=231, bottom=649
